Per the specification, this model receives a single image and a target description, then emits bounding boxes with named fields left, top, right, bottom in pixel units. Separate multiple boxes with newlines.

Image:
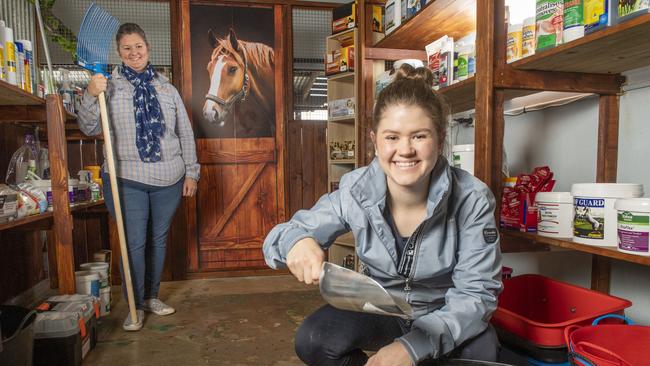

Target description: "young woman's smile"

left=118, top=33, right=150, bottom=72
left=372, top=104, right=441, bottom=191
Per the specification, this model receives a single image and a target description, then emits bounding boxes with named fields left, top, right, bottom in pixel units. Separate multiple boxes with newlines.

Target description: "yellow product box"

left=372, top=5, right=383, bottom=32
left=325, top=46, right=355, bottom=75
left=333, top=1, right=357, bottom=34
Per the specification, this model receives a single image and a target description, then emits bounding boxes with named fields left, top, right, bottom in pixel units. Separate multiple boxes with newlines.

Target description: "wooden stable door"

left=180, top=3, right=287, bottom=275
left=193, top=138, right=283, bottom=272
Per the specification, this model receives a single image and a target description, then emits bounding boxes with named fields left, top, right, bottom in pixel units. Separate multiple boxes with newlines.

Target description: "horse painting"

left=203, top=28, right=275, bottom=138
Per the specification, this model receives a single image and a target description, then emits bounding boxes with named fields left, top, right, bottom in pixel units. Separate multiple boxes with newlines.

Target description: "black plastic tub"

left=0, top=305, right=36, bottom=366
left=496, top=327, right=568, bottom=363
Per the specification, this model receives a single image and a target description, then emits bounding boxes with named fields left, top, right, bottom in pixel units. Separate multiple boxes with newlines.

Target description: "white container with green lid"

left=615, top=198, right=650, bottom=256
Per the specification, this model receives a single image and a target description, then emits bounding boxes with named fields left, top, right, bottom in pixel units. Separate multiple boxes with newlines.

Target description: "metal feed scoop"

left=319, top=262, right=413, bottom=319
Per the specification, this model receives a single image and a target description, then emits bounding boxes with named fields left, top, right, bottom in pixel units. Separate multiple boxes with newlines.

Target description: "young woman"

left=263, top=67, right=502, bottom=365
left=78, top=23, right=200, bottom=331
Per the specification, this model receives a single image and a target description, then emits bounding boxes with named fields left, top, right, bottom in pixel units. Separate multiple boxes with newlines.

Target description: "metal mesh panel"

left=293, top=8, right=331, bottom=118
left=39, top=0, right=170, bottom=67
left=0, top=0, right=36, bottom=42
left=292, top=8, right=331, bottom=69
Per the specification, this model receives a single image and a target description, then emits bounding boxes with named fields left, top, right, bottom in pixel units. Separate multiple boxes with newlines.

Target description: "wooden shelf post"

left=46, top=94, right=76, bottom=294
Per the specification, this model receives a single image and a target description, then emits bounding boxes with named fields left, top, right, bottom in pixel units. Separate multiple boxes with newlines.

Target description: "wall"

left=453, top=68, right=650, bottom=324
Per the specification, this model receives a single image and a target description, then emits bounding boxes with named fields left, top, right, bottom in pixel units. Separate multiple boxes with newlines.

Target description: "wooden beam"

left=359, top=0, right=373, bottom=165
left=0, top=105, right=47, bottom=122
left=364, top=47, right=427, bottom=61
left=46, top=95, right=75, bottom=294
left=494, top=67, right=625, bottom=94
left=591, top=256, right=611, bottom=293
left=473, top=0, right=496, bottom=186
left=596, top=95, right=619, bottom=183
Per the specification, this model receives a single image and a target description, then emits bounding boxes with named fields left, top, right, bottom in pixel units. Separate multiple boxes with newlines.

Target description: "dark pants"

left=295, top=305, right=499, bottom=366
left=102, top=172, right=183, bottom=309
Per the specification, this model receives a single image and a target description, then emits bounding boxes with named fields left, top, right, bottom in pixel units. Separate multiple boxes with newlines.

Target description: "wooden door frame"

left=170, top=0, right=289, bottom=278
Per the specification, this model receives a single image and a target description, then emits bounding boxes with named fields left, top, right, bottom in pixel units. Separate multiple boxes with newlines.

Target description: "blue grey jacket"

left=263, top=158, right=502, bottom=363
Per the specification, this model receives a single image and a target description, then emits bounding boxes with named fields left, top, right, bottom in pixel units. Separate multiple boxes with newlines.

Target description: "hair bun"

left=393, top=65, right=434, bottom=86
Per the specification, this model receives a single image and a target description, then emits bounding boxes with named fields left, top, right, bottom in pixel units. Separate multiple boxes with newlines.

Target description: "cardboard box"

left=325, top=46, right=355, bottom=75
left=372, top=5, right=383, bottom=33
left=329, top=97, right=355, bottom=118
left=333, top=1, right=356, bottom=34
left=385, top=0, right=401, bottom=35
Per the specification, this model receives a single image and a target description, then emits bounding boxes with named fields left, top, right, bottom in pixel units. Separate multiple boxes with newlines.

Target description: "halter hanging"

left=205, top=46, right=250, bottom=111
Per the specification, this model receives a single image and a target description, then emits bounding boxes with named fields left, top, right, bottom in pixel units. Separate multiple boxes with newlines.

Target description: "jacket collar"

left=349, top=156, right=452, bottom=217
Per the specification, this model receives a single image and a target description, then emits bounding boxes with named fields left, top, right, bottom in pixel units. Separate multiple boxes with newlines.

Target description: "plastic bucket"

left=79, top=262, right=109, bottom=289
left=75, top=271, right=100, bottom=297
left=0, top=305, right=36, bottom=366
left=570, top=184, right=643, bottom=246
left=614, top=198, right=650, bottom=256
left=536, top=192, right=573, bottom=238
left=452, top=144, right=475, bottom=175
left=99, top=287, right=111, bottom=316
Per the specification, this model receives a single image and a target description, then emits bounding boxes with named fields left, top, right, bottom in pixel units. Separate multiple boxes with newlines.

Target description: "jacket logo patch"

left=483, top=228, right=498, bottom=244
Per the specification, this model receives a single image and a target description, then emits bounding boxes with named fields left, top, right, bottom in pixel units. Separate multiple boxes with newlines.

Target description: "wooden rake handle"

left=98, top=91, right=138, bottom=324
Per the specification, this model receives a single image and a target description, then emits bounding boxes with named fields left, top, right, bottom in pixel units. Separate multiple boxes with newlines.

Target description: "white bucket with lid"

left=452, top=144, right=474, bottom=175
left=75, top=271, right=99, bottom=297
left=79, top=262, right=109, bottom=289
left=571, top=183, right=644, bottom=246
left=615, top=198, right=650, bottom=256
left=536, top=192, right=573, bottom=238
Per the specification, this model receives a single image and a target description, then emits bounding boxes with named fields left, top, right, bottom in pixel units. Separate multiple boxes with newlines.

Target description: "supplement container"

left=506, top=23, right=522, bottom=63
left=522, top=17, right=536, bottom=57
left=563, top=0, right=585, bottom=43
left=536, top=192, right=573, bottom=238
left=571, top=183, right=643, bottom=246
left=615, top=198, right=650, bottom=256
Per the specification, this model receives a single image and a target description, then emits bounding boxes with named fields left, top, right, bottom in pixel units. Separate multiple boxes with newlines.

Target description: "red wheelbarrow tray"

left=491, top=274, right=632, bottom=348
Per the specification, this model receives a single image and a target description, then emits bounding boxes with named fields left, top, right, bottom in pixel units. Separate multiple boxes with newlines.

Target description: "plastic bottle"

left=17, top=40, right=34, bottom=93
left=563, top=0, right=585, bottom=43
left=507, top=23, right=523, bottom=63
left=0, top=21, right=5, bottom=81
left=522, top=17, right=536, bottom=57
left=15, top=41, right=25, bottom=90
left=59, top=68, right=74, bottom=113
left=2, top=23, right=17, bottom=85
left=6, top=134, right=40, bottom=184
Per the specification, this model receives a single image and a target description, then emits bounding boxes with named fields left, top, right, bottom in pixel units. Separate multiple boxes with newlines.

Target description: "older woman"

left=78, top=23, right=199, bottom=331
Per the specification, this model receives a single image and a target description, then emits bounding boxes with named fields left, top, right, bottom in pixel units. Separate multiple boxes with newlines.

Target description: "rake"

left=77, top=4, right=139, bottom=328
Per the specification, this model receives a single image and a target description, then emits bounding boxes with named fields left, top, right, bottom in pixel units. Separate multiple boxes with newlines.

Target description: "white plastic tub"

left=536, top=192, right=573, bottom=238
left=452, top=144, right=474, bottom=176
left=615, top=198, right=650, bottom=256
left=571, top=183, right=644, bottom=246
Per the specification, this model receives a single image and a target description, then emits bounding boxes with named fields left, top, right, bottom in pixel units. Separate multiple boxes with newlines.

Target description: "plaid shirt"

left=78, top=68, right=200, bottom=186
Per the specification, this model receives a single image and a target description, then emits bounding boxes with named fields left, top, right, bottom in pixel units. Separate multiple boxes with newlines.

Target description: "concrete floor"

left=85, top=275, right=324, bottom=366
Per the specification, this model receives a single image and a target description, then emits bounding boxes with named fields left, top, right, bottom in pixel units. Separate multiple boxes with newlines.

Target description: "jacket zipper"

left=402, top=223, right=425, bottom=302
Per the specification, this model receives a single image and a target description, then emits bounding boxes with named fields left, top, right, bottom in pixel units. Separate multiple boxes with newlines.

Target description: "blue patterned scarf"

left=120, top=63, right=165, bottom=162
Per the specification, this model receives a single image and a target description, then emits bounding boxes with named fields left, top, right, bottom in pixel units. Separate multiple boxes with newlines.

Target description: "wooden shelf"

left=501, top=231, right=650, bottom=266
left=0, top=200, right=105, bottom=232
left=437, top=77, right=537, bottom=114
left=330, top=159, right=356, bottom=164
left=374, top=0, right=476, bottom=50
left=0, top=212, right=54, bottom=232
left=328, top=115, right=356, bottom=122
left=328, top=28, right=355, bottom=43
left=327, top=72, right=355, bottom=81
left=0, top=79, right=45, bottom=106
left=512, top=13, right=650, bottom=74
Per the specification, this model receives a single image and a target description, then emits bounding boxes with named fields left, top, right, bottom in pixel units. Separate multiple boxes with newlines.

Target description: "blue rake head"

left=76, top=3, right=120, bottom=76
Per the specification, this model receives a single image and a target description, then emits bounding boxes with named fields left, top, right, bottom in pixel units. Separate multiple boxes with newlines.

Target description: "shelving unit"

left=0, top=77, right=102, bottom=295
left=352, top=0, right=650, bottom=293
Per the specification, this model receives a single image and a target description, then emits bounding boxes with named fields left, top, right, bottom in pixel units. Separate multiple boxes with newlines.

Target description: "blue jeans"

left=295, top=305, right=499, bottom=366
left=102, top=172, right=183, bottom=309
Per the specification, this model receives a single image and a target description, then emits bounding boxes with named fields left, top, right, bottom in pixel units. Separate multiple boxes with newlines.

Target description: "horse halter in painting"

left=205, top=48, right=250, bottom=112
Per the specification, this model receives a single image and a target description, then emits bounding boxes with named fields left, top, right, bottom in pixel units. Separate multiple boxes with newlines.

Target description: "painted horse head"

left=203, top=28, right=250, bottom=126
